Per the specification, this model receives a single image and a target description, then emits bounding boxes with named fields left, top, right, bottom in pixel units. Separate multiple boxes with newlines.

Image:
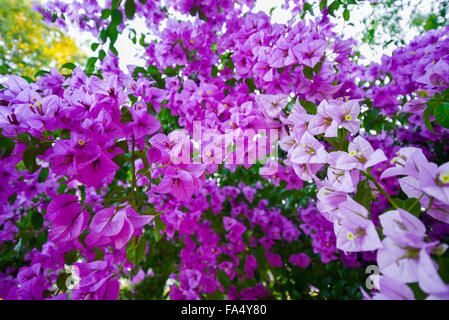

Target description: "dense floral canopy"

left=0, top=0, right=449, bottom=300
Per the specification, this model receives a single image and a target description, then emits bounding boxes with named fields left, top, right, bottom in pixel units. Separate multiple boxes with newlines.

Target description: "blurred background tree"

left=0, top=0, right=85, bottom=77
left=361, top=0, right=449, bottom=48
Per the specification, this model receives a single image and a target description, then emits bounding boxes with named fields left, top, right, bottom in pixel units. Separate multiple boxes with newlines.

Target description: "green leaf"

left=34, top=70, right=50, bottom=78
left=126, top=236, right=147, bottom=265
left=0, top=65, right=9, bottom=75
left=60, top=62, right=76, bottom=71
left=343, top=9, right=350, bottom=21
left=0, top=134, right=15, bottom=158
left=139, top=34, right=148, bottom=47
left=302, top=2, right=313, bottom=18
left=114, top=140, right=129, bottom=153
left=152, top=216, right=166, bottom=242
left=37, top=167, right=49, bottom=183
left=85, top=57, right=98, bottom=74
left=216, top=269, right=231, bottom=290
left=313, top=61, right=323, bottom=75
left=112, top=154, right=128, bottom=166
left=437, top=257, right=449, bottom=284
left=120, top=107, right=133, bottom=123
left=398, top=198, right=422, bottom=217
left=424, top=14, right=439, bottom=31
left=93, top=246, right=105, bottom=261
left=225, top=78, right=236, bottom=87
left=56, top=272, right=71, bottom=292
left=99, top=49, right=106, bottom=60
left=423, top=99, right=438, bottom=134
left=298, top=98, right=317, bottom=114
left=320, top=0, right=328, bottom=11
left=147, top=65, right=160, bottom=76
left=31, top=211, right=44, bottom=229
left=245, top=78, right=256, bottom=92
left=133, top=66, right=147, bottom=77
left=8, top=193, right=17, bottom=205
left=434, top=102, right=449, bottom=129
left=91, top=43, right=100, bottom=52
left=99, top=29, right=108, bottom=42
left=23, top=147, right=40, bottom=173
left=303, top=65, right=314, bottom=80
left=64, top=249, right=78, bottom=265
left=164, top=65, right=184, bottom=77
left=284, top=98, right=296, bottom=112
left=124, top=0, right=136, bottom=19
left=407, top=282, right=428, bottom=299
left=101, top=9, right=112, bottom=19
left=353, top=179, right=373, bottom=211
left=111, top=0, right=122, bottom=10
left=110, top=9, right=123, bottom=29
left=327, top=0, right=341, bottom=17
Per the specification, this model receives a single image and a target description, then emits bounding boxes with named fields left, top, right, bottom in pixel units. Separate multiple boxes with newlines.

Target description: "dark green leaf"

left=398, top=198, right=422, bottom=217
left=313, top=61, right=323, bottom=75
left=23, top=147, right=40, bottom=173
left=93, top=246, right=105, bottom=261
left=216, top=269, right=231, bottom=290
left=8, top=194, right=17, bottom=205
left=303, top=65, right=314, bottom=80
left=56, top=272, right=71, bottom=292
left=245, top=78, right=256, bottom=92
left=423, top=99, right=438, bottom=134
left=112, top=154, right=128, bottom=166
left=99, top=49, right=107, bottom=60
left=139, top=34, right=148, bottom=47
left=120, top=107, right=133, bottom=123
left=0, top=134, right=15, bottom=158
left=91, top=43, right=100, bottom=52
left=114, top=140, right=129, bottom=153
left=111, top=0, right=122, bottom=10
left=327, top=0, right=341, bottom=17
left=37, top=167, right=49, bottom=183
left=85, top=57, right=98, bottom=74
left=60, top=62, right=76, bottom=71
left=34, top=70, right=50, bottom=78
left=31, top=211, right=43, bottom=229
left=110, top=9, right=123, bottom=29
left=101, top=9, right=112, bottom=19
left=320, top=0, right=328, bottom=11
left=152, top=216, right=166, bottom=242
left=343, top=9, right=350, bottom=21
left=353, top=179, right=373, bottom=211
left=435, top=102, right=449, bottom=129
left=125, top=0, right=136, bottom=19
left=64, top=249, right=78, bottom=265
left=298, top=98, right=317, bottom=114
left=126, top=236, right=147, bottom=265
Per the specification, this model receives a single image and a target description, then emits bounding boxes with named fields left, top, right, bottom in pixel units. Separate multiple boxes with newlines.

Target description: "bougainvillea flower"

left=292, top=39, right=327, bottom=68
left=335, top=136, right=387, bottom=171
left=377, top=237, right=421, bottom=283
left=379, top=209, right=427, bottom=247
left=255, top=94, right=288, bottom=119
left=75, top=142, right=119, bottom=188
left=333, top=197, right=382, bottom=252
left=290, top=132, right=328, bottom=164
left=362, top=275, right=415, bottom=300
left=418, top=249, right=449, bottom=296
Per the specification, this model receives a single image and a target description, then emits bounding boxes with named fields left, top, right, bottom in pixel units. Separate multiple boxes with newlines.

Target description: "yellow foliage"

left=0, top=0, right=85, bottom=77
